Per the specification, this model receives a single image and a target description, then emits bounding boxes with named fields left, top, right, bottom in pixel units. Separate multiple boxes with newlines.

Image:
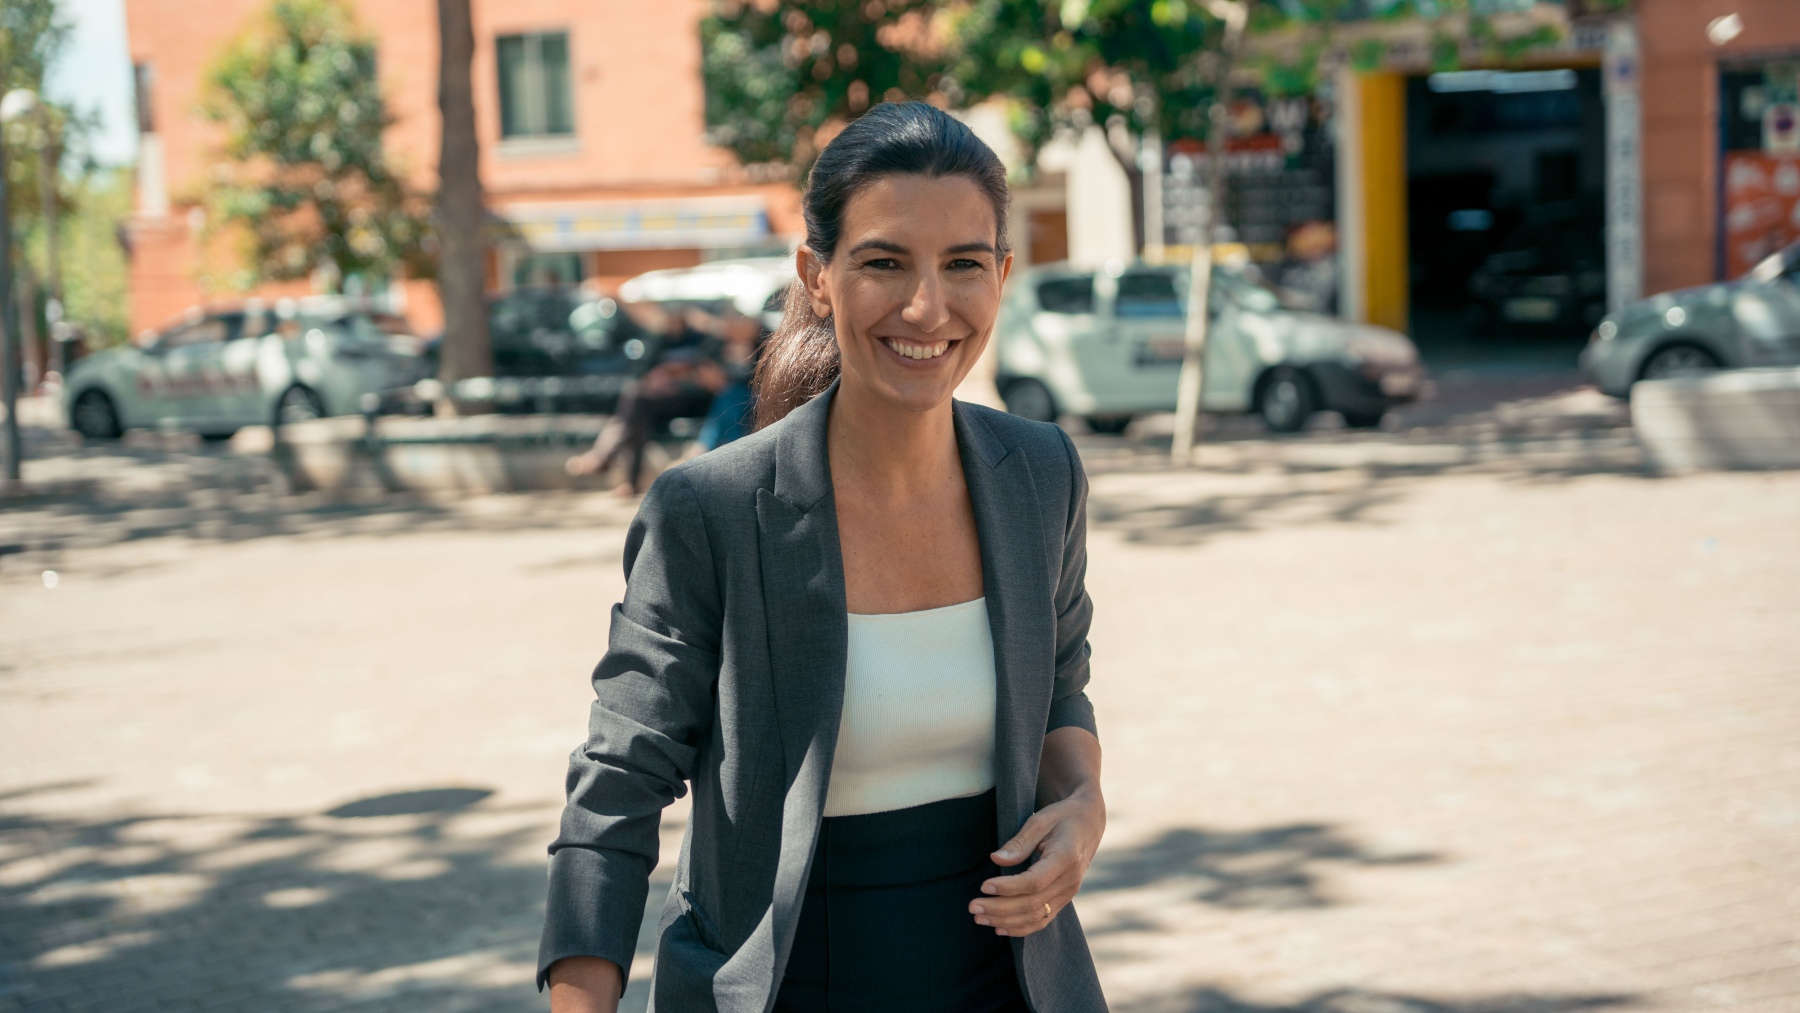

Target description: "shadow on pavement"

left=1085, top=447, right=1653, bottom=548
left=1082, top=823, right=1437, bottom=911
left=1132, top=985, right=1630, bottom=1013
left=0, top=781, right=574, bottom=1011
left=0, top=429, right=642, bottom=558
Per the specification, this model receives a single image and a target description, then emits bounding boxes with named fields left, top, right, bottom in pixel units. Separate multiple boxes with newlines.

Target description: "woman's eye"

left=863, top=258, right=901, bottom=270
left=949, top=258, right=985, bottom=270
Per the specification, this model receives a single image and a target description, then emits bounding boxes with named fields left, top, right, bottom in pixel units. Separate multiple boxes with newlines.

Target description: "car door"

left=1201, top=271, right=1281, bottom=412
left=214, top=309, right=274, bottom=427
left=321, top=313, right=397, bottom=412
left=136, top=317, right=230, bottom=428
left=1103, top=269, right=1188, bottom=412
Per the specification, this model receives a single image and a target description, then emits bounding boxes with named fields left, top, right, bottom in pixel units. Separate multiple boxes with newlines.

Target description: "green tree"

left=2, top=0, right=93, bottom=364
left=43, top=168, right=131, bottom=347
left=200, top=0, right=428, bottom=293
left=701, top=0, right=949, bottom=173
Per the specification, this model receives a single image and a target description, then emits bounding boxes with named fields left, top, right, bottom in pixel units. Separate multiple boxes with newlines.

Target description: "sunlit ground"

left=3, top=380, right=1797, bottom=1012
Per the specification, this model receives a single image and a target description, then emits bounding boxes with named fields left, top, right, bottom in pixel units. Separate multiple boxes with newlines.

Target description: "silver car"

left=64, top=298, right=431, bottom=440
left=1581, top=241, right=1800, bottom=397
left=995, top=261, right=1423, bottom=433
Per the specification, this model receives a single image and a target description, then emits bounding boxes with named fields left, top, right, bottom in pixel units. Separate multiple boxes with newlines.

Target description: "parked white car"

left=64, top=298, right=430, bottom=440
left=618, top=255, right=794, bottom=331
left=995, top=262, right=1423, bottom=432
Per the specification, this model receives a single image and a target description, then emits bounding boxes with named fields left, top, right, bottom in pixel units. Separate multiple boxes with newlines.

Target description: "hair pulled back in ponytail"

left=752, top=101, right=1011, bottom=429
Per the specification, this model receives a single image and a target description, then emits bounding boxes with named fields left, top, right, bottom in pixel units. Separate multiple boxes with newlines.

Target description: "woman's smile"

left=879, top=336, right=954, bottom=362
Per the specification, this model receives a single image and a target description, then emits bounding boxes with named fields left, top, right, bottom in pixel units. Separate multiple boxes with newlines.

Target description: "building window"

left=497, top=32, right=573, bottom=139
left=133, top=63, right=155, bottom=133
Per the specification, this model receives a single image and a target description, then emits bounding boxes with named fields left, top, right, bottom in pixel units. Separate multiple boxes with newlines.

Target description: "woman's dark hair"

left=753, top=101, right=1011, bottom=429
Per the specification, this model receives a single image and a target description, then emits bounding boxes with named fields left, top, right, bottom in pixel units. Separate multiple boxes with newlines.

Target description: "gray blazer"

left=539, top=382, right=1106, bottom=1012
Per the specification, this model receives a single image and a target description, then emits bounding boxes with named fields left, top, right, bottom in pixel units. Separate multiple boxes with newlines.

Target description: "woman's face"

left=799, top=174, right=1012, bottom=416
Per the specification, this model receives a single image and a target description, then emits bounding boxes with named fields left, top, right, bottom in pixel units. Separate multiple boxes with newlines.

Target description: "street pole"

left=1170, top=0, right=1247, bottom=464
left=0, top=118, right=21, bottom=484
left=38, top=117, right=61, bottom=384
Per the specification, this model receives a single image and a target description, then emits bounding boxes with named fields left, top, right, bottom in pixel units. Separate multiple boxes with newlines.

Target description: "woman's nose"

left=901, top=270, right=952, bottom=332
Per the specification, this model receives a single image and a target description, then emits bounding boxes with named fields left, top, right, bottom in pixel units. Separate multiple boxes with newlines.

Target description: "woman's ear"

left=797, top=246, right=833, bottom=319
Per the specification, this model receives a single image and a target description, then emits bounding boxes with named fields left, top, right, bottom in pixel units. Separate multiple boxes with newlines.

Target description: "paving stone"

left=1, top=401, right=1796, bottom=1012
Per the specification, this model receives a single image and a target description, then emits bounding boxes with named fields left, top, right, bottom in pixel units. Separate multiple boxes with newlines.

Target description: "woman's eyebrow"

left=945, top=242, right=998, bottom=256
left=847, top=239, right=909, bottom=256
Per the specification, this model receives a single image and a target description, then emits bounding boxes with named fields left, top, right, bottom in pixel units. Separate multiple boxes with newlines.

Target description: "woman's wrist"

left=547, top=956, right=623, bottom=1013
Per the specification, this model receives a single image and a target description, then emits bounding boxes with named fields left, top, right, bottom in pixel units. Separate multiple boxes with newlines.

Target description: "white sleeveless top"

left=822, top=598, right=998, bottom=817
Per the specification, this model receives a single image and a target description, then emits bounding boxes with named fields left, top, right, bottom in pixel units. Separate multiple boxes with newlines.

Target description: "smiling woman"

left=542, top=102, right=1106, bottom=1013
left=753, top=101, right=1014, bottom=428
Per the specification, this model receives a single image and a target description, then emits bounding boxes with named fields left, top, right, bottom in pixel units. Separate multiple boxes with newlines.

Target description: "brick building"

left=1637, top=0, right=1800, bottom=294
left=123, top=0, right=802, bottom=337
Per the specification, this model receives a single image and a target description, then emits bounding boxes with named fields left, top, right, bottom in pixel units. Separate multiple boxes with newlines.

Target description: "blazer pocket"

left=676, top=888, right=727, bottom=954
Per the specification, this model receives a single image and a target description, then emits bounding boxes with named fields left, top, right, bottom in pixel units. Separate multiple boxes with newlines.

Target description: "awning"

left=499, top=195, right=770, bottom=252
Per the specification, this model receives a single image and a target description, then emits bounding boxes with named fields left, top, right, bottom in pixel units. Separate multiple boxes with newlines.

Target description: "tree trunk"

left=1171, top=1, right=1248, bottom=464
left=435, top=0, right=492, bottom=405
left=1103, top=138, right=1146, bottom=257
left=0, top=123, right=20, bottom=482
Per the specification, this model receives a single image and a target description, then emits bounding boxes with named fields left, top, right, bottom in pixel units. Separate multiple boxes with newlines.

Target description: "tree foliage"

left=949, top=0, right=1228, bottom=155
left=702, top=0, right=1580, bottom=174
left=1, top=0, right=118, bottom=344
left=200, top=0, right=428, bottom=292
left=1, top=0, right=80, bottom=241
left=701, top=0, right=949, bottom=172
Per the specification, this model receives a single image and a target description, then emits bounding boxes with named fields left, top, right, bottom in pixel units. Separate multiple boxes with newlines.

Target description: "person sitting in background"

left=694, top=309, right=763, bottom=453
left=565, top=307, right=717, bottom=496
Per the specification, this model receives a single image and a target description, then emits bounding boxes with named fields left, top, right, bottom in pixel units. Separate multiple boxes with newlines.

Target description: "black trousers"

left=597, top=381, right=714, bottom=490
left=773, top=790, right=1031, bottom=1013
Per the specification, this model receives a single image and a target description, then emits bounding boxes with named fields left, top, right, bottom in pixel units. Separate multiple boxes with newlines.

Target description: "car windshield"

left=1210, top=267, right=1310, bottom=313
left=1747, top=240, right=1800, bottom=283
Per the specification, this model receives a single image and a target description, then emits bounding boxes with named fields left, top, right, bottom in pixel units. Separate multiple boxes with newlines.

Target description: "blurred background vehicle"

left=617, top=256, right=794, bottom=333
left=423, top=288, right=647, bottom=414
left=1582, top=239, right=1800, bottom=397
left=995, top=261, right=1423, bottom=434
left=62, top=298, right=431, bottom=440
left=1467, top=199, right=1609, bottom=334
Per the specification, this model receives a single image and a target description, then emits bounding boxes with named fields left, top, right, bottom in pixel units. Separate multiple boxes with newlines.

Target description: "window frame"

left=496, top=30, right=575, bottom=142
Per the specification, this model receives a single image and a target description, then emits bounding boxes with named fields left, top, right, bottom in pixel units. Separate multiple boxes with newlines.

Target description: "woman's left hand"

left=969, top=788, right=1106, bottom=936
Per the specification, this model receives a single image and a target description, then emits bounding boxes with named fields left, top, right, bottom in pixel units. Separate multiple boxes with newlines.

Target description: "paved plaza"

left=2, top=380, right=1798, bottom=1012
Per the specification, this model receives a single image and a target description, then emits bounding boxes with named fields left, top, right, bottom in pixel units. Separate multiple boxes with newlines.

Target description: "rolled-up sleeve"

left=538, top=468, right=721, bottom=990
left=1046, top=429, right=1098, bottom=738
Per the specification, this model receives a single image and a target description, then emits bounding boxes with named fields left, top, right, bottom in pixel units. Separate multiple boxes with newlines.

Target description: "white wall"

left=1050, top=126, right=1135, bottom=269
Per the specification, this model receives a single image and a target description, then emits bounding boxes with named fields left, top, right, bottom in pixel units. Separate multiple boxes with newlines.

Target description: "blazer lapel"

left=756, top=381, right=847, bottom=792
left=753, top=382, right=848, bottom=989
left=955, top=402, right=1054, bottom=842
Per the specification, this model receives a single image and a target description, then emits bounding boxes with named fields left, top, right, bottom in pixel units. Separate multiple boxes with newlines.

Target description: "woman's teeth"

left=883, top=339, right=951, bottom=360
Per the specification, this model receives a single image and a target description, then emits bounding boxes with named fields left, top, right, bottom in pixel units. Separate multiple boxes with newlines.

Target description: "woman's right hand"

left=547, top=956, right=623, bottom=1013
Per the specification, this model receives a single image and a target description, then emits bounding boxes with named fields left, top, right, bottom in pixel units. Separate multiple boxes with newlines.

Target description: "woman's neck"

left=827, top=381, right=960, bottom=499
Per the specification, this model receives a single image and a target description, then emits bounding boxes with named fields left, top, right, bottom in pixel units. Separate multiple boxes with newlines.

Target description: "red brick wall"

left=1639, top=0, right=1800, bottom=293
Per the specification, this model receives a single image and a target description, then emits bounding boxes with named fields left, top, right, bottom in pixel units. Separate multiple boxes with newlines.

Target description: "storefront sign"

left=1723, top=152, right=1800, bottom=277
left=501, top=196, right=770, bottom=252
left=1604, top=18, right=1644, bottom=311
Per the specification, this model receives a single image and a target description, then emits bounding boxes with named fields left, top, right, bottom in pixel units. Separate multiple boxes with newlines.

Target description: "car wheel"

left=1084, top=415, right=1132, bottom=435
left=275, top=385, right=326, bottom=426
left=1341, top=410, right=1385, bottom=429
left=71, top=390, right=122, bottom=440
left=1639, top=344, right=1721, bottom=381
left=1257, top=366, right=1317, bottom=434
left=1001, top=378, right=1058, bottom=424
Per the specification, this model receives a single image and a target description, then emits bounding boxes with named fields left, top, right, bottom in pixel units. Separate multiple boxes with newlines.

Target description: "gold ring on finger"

left=1043, top=902, right=1053, bottom=919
